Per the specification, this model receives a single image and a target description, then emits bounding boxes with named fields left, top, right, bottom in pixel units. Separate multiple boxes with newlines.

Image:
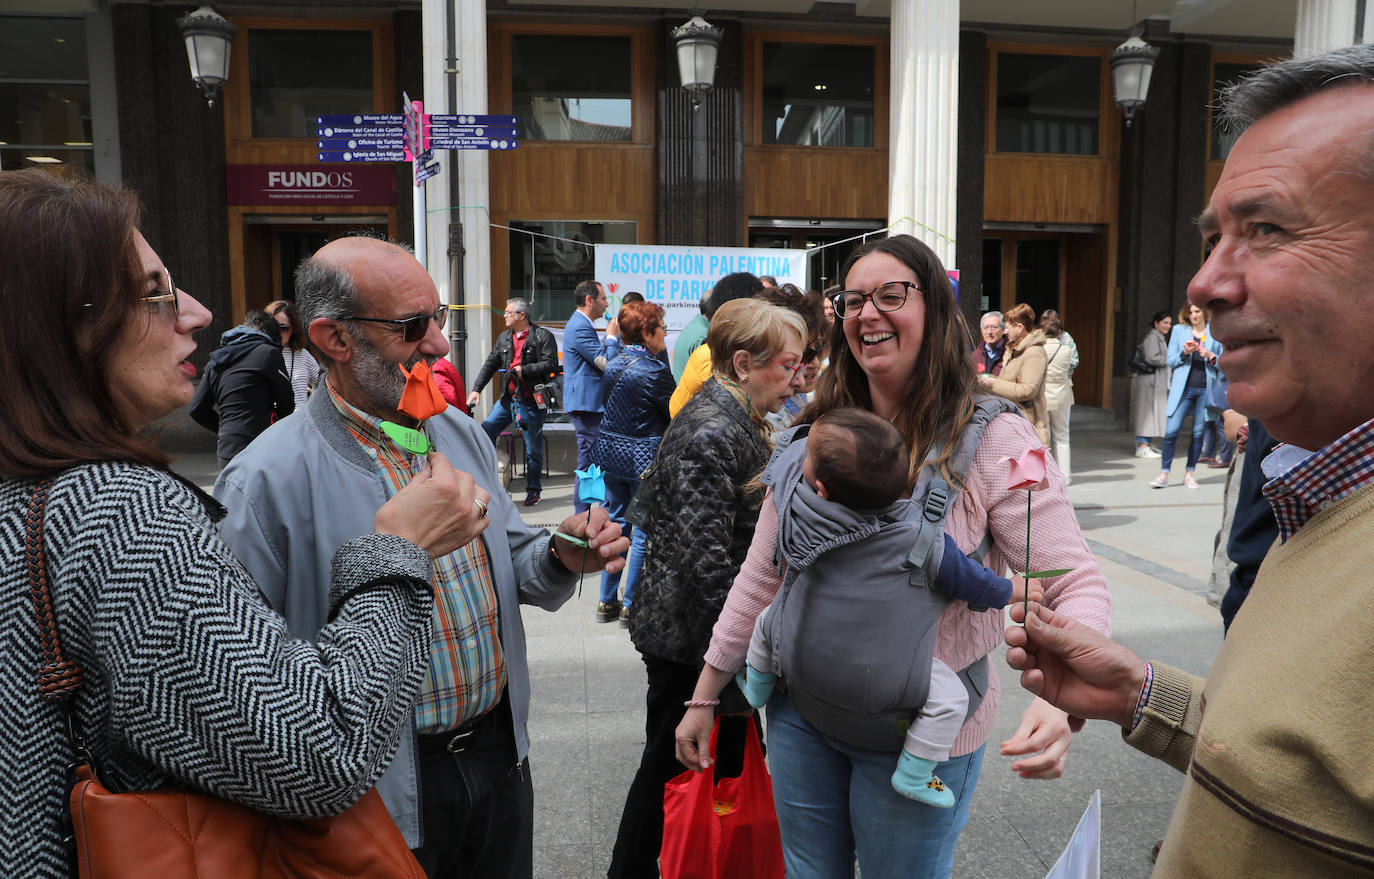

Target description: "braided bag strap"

left=25, top=479, right=84, bottom=706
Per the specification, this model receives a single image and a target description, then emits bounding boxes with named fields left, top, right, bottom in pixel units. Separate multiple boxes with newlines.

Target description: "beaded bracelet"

left=683, top=699, right=720, bottom=709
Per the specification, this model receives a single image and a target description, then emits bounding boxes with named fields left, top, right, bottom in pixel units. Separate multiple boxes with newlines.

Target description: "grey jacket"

left=214, top=387, right=577, bottom=847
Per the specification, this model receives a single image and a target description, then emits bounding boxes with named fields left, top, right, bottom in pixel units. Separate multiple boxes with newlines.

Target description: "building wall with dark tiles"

left=114, top=4, right=231, bottom=368
left=1113, top=37, right=1209, bottom=416
left=657, top=19, right=744, bottom=247
left=956, top=30, right=988, bottom=340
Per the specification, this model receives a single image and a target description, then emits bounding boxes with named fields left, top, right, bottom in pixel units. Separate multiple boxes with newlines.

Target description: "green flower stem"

left=1025, top=489, right=1032, bottom=623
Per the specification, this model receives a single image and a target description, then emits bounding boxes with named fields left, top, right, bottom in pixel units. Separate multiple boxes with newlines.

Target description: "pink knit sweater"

left=704, top=412, right=1113, bottom=756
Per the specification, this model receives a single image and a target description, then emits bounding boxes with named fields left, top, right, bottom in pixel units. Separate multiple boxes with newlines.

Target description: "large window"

left=248, top=29, right=373, bottom=138
left=995, top=53, right=1101, bottom=155
left=0, top=16, right=93, bottom=174
left=507, top=220, right=637, bottom=322
left=1210, top=61, right=1263, bottom=160
left=512, top=35, right=632, bottom=142
left=761, top=43, right=874, bottom=147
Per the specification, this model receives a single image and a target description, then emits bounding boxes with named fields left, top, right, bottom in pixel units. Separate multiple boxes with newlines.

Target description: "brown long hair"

left=0, top=170, right=170, bottom=477
left=266, top=299, right=307, bottom=351
left=803, top=234, right=979, bottom=491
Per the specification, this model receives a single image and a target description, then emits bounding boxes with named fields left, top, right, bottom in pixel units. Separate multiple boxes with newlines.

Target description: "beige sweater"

left=1127, top=482, right=1374, bottom=876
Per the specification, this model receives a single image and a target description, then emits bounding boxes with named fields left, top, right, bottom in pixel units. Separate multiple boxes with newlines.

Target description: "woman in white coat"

left=1040, top=312, right=1077, bottom=483
left=1132, top=311, right=1173, bottom=456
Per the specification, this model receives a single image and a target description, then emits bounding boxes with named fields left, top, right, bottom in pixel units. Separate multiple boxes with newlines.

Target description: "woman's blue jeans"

left=765, top=693, right=984, bottom=879
left=599, top=474, right=640, bottom=605
left=1161, top=386, right=1207, bottom=473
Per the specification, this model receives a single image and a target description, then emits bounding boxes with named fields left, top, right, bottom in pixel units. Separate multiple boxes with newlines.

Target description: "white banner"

left=594, top=244, right=807, bottom=332
left=1044, top=790, right=1101, bottom=879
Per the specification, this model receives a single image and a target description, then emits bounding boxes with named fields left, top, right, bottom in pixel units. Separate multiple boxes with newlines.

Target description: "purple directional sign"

left=429, top=114, right=518, bottom=127
left=316, top=124, right=404, bottom=138
left=317, top=136, right=406, bottom=150
left=317, top=114, right=403, bottom=126
left=427, top=124, right=519, bottom=139
left=427, top=137, right=520, bottom=150
left=318, top=149, right=409, bottom=163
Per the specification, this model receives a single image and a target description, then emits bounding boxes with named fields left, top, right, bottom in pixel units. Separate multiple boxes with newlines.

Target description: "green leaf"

left=1025, top=568, right=1073, bottom=579
left=381, top=421, right=431, bottom=455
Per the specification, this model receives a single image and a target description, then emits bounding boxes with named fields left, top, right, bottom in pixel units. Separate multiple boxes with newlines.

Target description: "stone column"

left=423, top=0, right=493, bottom=385
left=887, top=0, right=959, bottom=267
left=1293, top=0, right=1366, bottom=56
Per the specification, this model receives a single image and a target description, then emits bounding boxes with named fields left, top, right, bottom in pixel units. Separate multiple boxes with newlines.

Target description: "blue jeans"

left=599, top=474, right=637, bottom=604
left=480, top=396, right=545, bottom=493
left=1161, top=385, right=1207, bottom=474
left=569, top=411, right=602, bottom=513
left=766, top=693, right=984, bottom=879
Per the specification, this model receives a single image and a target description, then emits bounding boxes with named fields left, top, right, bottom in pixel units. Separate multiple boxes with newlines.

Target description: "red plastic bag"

left=660, top=717, right=785, bottom=879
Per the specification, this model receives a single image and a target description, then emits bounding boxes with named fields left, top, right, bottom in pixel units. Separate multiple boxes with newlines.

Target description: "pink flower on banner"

left=1001, top=445, right=1049, bottom=492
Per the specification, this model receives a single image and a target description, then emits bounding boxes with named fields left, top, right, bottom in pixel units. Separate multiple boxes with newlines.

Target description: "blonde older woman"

left=981, top=302, right=1050, bottom=445
left=610, top=297, right=807, bottom=878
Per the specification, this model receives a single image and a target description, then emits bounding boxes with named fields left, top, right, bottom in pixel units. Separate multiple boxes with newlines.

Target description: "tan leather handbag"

left=25, top=480, right=424, bottom=879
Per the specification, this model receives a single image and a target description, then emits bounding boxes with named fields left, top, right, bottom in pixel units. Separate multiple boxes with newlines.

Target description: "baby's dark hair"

left=810, top=408, right=909, bottom=509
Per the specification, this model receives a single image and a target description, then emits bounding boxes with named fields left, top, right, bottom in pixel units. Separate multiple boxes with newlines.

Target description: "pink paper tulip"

left=1001, top=445, right=1049, bottom=492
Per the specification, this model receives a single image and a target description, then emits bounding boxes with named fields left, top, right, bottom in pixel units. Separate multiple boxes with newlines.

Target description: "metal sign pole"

left=404, top=95, right=428, bottom=269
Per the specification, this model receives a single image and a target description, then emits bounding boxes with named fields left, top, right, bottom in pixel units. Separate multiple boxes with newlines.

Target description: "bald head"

left=310, top=237, right=428, bottom=314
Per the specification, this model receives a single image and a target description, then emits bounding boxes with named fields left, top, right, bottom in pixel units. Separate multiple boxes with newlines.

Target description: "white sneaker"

left=1135, top=446, right=1162, bottom=458
left=1149, top=473, right=1169, bottom=488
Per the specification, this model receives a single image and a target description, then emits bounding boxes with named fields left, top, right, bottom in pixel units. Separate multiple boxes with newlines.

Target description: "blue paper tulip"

left=574, top=463, right=607, bottom=507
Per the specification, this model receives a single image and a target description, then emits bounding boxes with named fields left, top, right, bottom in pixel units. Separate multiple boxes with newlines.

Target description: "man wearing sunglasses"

left=214, top=236, right=627, bottom=879
left=466, top=297, right=561, bottom=506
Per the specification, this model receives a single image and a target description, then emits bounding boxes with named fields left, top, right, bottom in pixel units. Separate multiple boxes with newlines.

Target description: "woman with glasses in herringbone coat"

left=0, top=170, right=483, bottom=877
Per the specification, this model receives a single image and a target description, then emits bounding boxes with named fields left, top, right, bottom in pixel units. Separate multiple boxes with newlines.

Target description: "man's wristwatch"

left=548, top=537, right=573, bottom=574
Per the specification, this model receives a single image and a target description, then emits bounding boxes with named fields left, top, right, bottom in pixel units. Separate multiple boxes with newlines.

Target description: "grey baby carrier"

left=757, top=396, right=1018, bottom=753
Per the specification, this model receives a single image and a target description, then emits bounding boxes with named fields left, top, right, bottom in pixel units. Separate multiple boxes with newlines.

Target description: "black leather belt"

left=419, top=709, right=497, bottom=756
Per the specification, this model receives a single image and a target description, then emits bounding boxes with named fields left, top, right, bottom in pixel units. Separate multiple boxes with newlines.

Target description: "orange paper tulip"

left=397, top=360, right=448, bottom=421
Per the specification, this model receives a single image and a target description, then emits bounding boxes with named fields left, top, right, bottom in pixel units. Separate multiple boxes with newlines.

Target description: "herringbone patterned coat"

left=2, top=462, right=434, bottom=876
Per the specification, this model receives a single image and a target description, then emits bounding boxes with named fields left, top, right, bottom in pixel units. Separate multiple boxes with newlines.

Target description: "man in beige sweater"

left=1005, top=45, right=1374, bottom=877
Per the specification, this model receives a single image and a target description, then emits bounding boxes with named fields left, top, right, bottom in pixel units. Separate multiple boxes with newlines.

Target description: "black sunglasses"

left=345, top=306, right=448, bottom=342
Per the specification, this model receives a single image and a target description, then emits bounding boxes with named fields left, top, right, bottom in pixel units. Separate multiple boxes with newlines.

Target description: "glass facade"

left=507, top=220, right=637, bottom=322
left=248, top=29, right=374, bottom=138
left=761, top=43, right=875, bottom=147
left=995, top=53, right=1101, bottom=155
left=512, top=35, right=632, bottom=142
left=0, top=16, right=93, bottom=174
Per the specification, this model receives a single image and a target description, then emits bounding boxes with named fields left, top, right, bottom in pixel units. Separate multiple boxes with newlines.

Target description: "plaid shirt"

left=329, top=386, right=506, bottom=733
left=1262, top=416, right=1374, bottom=544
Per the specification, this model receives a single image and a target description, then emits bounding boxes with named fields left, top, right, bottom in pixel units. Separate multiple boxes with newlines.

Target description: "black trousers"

left=607, top=656, right=755, bottom=879
left=411, top=695, right=534, bottom=879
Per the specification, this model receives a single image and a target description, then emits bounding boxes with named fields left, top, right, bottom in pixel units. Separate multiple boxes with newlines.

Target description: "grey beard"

left=349, top=329, right=433, bottom=417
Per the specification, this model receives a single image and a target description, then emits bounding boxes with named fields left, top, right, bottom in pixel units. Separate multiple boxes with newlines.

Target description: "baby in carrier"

left=738, top=408, right=1035, bottom=807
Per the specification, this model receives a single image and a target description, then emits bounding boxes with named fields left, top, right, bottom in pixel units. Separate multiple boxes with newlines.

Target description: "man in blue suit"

left=563, top=280, right=621, bottom=512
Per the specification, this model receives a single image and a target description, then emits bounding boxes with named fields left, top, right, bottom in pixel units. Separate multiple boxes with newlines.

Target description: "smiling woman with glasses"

left=0, top=168, right=482, bottom=876
left=675, top=235, right=1112, bottom=879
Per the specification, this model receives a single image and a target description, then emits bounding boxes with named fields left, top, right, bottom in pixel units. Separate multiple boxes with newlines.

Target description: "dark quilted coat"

left=629, top=378, right=770, bottom=667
